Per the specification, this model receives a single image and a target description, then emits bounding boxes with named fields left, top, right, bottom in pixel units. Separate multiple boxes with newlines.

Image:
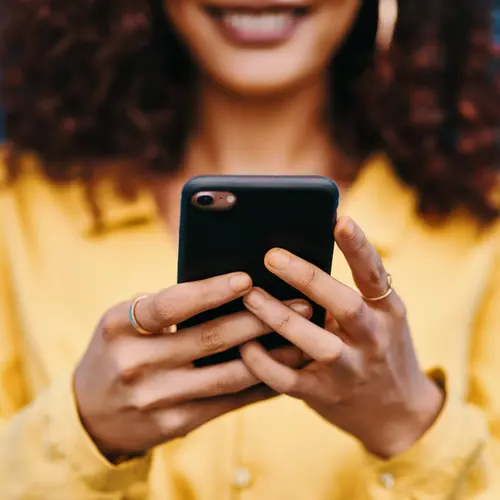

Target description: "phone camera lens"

left=196, top=194, right=214, bottom=207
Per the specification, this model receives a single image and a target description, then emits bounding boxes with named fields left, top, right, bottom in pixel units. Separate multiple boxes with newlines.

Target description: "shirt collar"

left=0, top=149, right=159, bottom=236
left=70, top=177, right=158, bottom=236
left=71, top=154, right=415, bottom=250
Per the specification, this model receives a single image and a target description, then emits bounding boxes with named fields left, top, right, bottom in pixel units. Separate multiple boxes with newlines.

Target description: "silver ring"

left=129, top=295, right=153, bottom=335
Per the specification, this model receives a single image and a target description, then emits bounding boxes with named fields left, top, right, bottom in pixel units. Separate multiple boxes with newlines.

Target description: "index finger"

left=334, top=217, right=396, bottom=308
left=263, top=248, right=374, bottom=333
left=132, top=272, right=252, bottom=334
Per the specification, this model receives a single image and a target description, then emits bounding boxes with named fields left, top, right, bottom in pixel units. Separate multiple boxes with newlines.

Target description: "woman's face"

left=165, top=0, right=361, bottom=96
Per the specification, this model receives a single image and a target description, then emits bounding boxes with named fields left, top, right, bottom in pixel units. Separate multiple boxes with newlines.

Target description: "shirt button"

left=379, top=472, right=395, bottom=489
left=232, top=467, right=252, bottom=489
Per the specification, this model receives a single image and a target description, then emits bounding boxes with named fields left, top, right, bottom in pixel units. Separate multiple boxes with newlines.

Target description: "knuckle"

left=300, top=264, right=316, bottom=289
left=364, top=318, right=390, bottom=360
left=100, top=308, right=123, bottom=341
left=282, top=378, right=301, bottom=397
left=353, top=236, right=368, bottom=255
left=369, top=332, right=391, bottom=362
left=317, top=347, right=343, bottom=365
left=127, top=390, right=152, bottom=412
left=352, top=367, right=370, bottom=388
left=326, top=392, right=344, bottom=406
left=367, top=258, right=385, bottom=287
left=199, top=326, right=227, bottom=354
left=240, top=344, right=261, bottom=366
left=347, top=226, right=369, bottom=256
left=113, top=344, right=149, bottom=385
left=159, top=409, right=191, bottom=440
left=341, top=299, right=366, bottom=323
left=391, top=297, right=407, bottom=321
left=116, top=358, right=144, bottom=385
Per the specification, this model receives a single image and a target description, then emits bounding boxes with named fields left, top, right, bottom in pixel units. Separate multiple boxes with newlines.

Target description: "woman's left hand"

left=240, top=216, right=444, bottom=459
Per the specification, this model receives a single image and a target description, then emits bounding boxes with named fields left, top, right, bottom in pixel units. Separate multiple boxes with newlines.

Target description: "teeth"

left=222, top=12, right=292, bottom=33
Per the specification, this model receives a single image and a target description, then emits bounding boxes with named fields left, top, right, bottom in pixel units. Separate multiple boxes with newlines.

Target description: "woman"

left=0, top=0, right=499, bottom=498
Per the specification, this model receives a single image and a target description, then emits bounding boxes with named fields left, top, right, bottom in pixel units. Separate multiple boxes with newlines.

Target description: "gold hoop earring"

left=376, top=0, right=398, bottom=51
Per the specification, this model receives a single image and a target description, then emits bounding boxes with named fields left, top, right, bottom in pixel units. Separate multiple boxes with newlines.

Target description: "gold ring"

left=361, top=274, right=393, bottom=302
left=129, top=295, right=153, bottom=335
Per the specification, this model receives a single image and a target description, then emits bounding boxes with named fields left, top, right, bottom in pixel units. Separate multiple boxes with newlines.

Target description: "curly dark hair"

left=1, top=0, right=499, bottom=223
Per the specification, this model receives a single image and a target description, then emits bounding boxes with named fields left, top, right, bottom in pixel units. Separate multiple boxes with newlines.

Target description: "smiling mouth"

left=205, top=5, right=312, bottom=45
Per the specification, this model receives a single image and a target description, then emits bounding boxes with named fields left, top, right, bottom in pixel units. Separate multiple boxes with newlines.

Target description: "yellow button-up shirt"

left=0, top=152, right=499, bottom=499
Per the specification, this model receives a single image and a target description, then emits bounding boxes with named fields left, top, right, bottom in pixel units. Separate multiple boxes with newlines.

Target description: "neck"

left=182, top=77, right=343, bottom=177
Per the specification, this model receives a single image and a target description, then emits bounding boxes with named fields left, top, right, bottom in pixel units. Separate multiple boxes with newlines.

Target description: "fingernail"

left=267, top=249, right=290, bottom=270
left=341, top=218, right=356, bottom=239
left=229, top=273, right=252, bottom=293
left=243, top=288, right=266, bottom=307
left=289, top=301, right=312, bottom=317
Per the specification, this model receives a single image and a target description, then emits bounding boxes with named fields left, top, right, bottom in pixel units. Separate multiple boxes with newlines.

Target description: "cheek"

left=164, top=0, right=212, bottom=55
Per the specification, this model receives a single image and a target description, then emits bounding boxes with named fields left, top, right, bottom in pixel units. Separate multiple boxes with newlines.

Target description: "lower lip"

left=209, top=12, right=306, bottom=45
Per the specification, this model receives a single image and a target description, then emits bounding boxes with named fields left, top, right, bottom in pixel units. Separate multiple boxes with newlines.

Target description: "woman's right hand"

left=74, top=272, right=310, bottom=459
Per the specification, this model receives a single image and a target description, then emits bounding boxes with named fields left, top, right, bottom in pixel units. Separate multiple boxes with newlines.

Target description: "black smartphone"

left=177, top=175, right=339, bottom=367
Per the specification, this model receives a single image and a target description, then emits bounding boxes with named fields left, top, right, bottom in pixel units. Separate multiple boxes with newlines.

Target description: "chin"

left=167, top=0, right=359, bottom=99
left=209, top=67, right=314, bottom=98
left=216, top=80, right=302, bottom=98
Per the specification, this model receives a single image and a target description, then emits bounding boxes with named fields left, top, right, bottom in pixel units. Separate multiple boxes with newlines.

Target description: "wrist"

left=363, top=375, right=445, bottom=459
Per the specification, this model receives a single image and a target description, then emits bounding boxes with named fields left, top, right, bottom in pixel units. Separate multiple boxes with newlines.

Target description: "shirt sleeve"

left=0, top=190, right=153, bottom=499
left=353, top=231, right=500, bottom=500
